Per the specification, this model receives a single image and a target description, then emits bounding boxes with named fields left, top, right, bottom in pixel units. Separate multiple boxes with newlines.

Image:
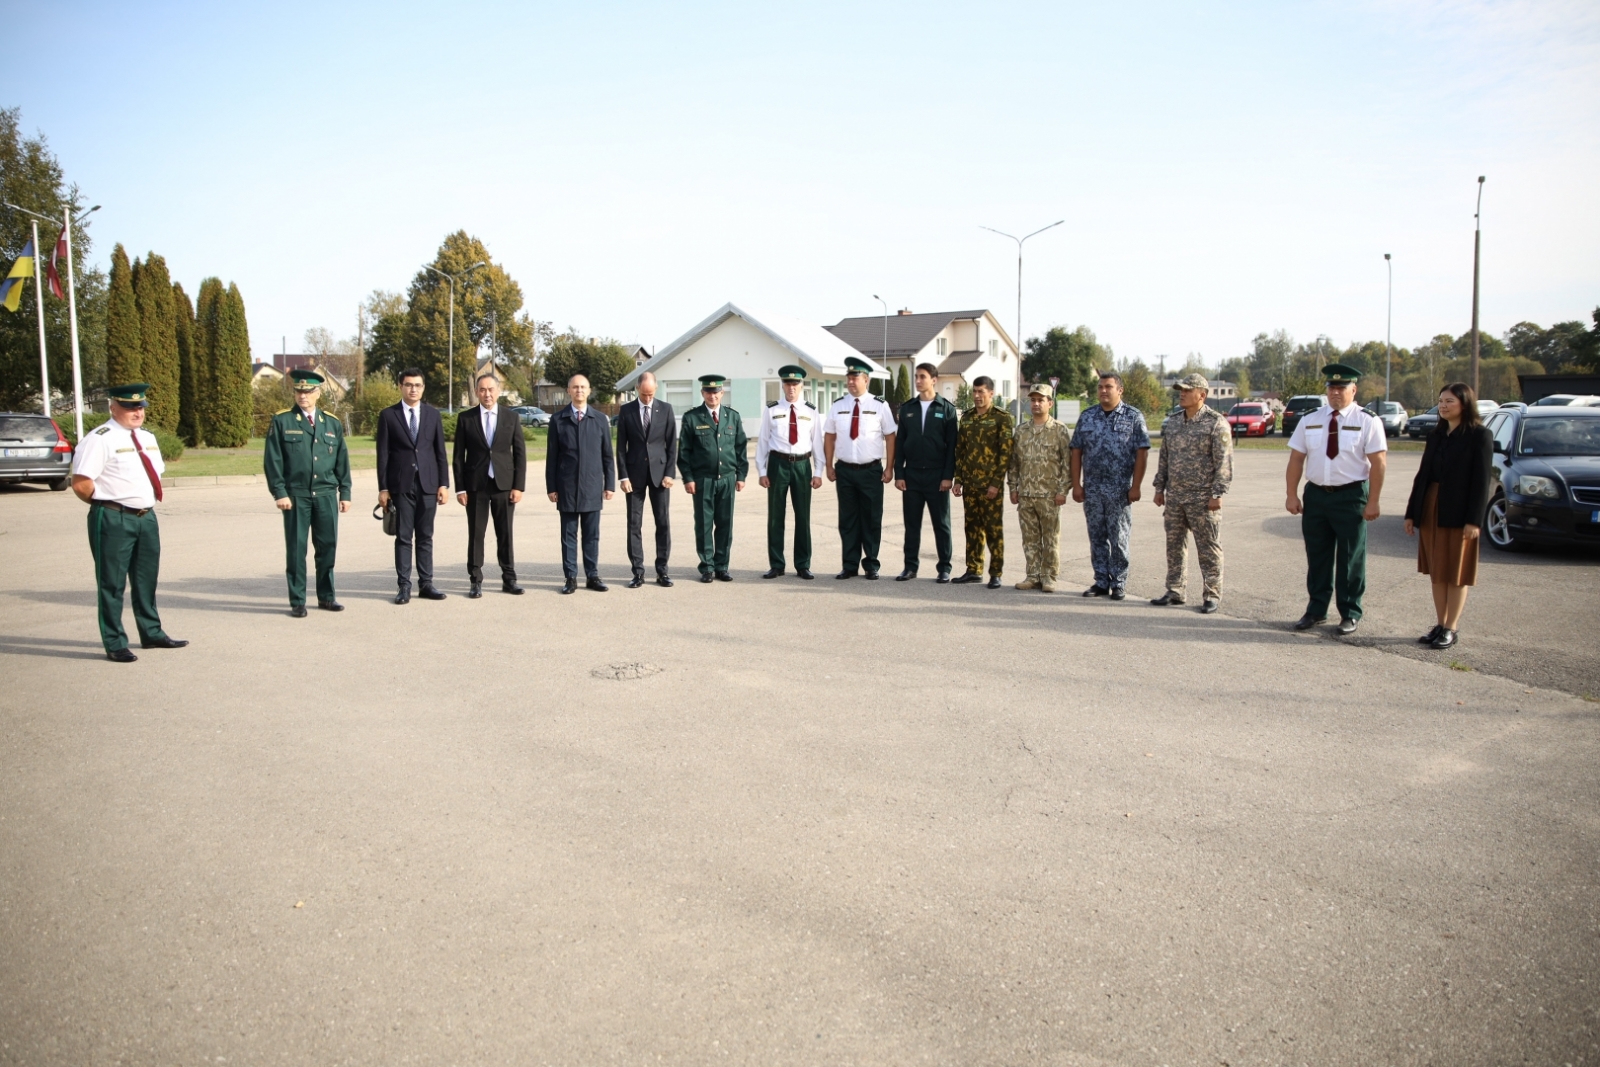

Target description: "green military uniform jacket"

left=264, top=407, right=353, bottom=500
left=678, top=404, right=749, bottom=484
left=954, top=405, right=1015, bottom=490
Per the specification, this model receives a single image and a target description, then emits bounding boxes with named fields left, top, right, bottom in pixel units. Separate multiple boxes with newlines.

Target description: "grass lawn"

left=164, top=431, right=552, bottom=478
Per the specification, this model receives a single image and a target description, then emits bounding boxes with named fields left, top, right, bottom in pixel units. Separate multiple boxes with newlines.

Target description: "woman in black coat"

left=1403, top=382, right=1494, bottom=649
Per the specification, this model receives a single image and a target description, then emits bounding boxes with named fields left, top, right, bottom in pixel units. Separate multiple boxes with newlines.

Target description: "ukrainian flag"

left=1, top=238, right=36, bottom=312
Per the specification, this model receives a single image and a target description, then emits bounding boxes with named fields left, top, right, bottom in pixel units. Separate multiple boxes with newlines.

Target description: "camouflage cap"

left=1174, top=373, right=1209, bottom=391
left=1027, top=382, right=1054, bottom=399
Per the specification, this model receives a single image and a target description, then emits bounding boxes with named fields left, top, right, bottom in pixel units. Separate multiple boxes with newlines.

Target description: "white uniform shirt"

left=756, top=398, right=825, bottom=477
left=824, top=393, right=898, bottom=464
left=1287, top=401, right=1387, bottom=486
left=71, top=420, right=165, bottom=508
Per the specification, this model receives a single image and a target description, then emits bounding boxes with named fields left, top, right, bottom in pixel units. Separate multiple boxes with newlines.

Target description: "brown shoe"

left=1014, top=577, right=1039, bottom=590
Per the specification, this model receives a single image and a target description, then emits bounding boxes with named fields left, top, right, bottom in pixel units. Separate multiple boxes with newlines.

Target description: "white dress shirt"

left=480, top=404, right=497, bottom=479
left=756, top=398, right=825, bottom=477
left=71, top=421, right=165, bottom=508
left=1287, top=401, right=1388, bottom=485
left=824, top=393, right=898, bottom=464
left=402, top=400, right=421, bottom=439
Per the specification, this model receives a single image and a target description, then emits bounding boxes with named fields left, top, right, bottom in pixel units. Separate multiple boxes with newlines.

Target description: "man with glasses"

left=376, top=368, right=451, bottom=604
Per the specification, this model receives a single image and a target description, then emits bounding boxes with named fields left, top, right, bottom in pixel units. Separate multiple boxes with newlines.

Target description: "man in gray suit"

left=616, top=371, right=678, bottom=588
left=545, top=374, right=615, bottom=593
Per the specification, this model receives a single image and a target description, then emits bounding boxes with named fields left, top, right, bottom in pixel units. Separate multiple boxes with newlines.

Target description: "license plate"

left=1, top=447, right=48, bottom=458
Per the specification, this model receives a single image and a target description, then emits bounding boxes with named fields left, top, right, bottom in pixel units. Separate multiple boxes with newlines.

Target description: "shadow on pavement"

left=0, top=634, right=106, bottom=660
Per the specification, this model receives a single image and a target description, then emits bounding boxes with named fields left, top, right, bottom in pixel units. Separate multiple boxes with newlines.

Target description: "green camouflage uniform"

left=954, top=404, right=1015, bottom=576
left=1008, top=416, right=1073, bottom=582
left=1151, top=405, right=1232, bottom=599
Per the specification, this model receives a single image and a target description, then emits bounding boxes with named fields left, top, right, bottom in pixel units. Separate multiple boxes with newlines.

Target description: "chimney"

left=897, top=308, right=913, bottom=316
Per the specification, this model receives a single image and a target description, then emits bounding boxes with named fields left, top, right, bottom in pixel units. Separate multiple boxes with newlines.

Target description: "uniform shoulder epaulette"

left=275, top=408, right=292, bottom=415
left=93, top=424, right=111, bottom=435
left=767, top=399, right=779, bottom=408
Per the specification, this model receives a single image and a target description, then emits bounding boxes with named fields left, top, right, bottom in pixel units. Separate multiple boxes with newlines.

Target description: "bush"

left=441, top=410, right=458, bottom=441
left=153, top=427, right=185, bottom=460
left=58, top=410, right=182, bottom=458
left=350, top=374, right=400, bottom=435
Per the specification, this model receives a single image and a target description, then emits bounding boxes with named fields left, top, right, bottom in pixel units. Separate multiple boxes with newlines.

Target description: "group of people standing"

left=68, top=360, right=1495, bottom=662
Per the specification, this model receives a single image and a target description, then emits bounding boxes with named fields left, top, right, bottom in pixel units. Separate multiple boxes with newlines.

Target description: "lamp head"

left=1384, top=253, right=1391, bottom=261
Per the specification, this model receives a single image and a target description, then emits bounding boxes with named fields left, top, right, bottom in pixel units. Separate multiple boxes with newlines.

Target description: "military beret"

left=1322, top=363, right=1361, bottom=384
left=289, top=368, right=326, bottom=390
left=777, top=365, right=807, bottom=382
left=843, top=356, right=873, bottom=375
left=1174, top=372, right=1209, bottom=391
left=698, top=374, right=727, bottom=391
left=107, top=383, right=149, bottom=407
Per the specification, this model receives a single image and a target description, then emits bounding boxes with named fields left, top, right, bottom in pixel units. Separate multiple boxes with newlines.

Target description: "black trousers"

left=394, top=484, right=438, bottom=590
left=465, top=488, right=516, bottom=584
left=625, top=482, right=671, bottom=576
left=560, top=510, right=601, bottom=580
left=901, top=475, right=953, bottom=572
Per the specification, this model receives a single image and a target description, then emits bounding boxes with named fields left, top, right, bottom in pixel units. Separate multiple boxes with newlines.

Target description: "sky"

left=5, top=0, right=1599, bottom=367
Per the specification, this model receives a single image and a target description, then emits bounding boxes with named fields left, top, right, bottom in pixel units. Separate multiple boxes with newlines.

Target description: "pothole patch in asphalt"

left=592, top=662, right=664, bottom=682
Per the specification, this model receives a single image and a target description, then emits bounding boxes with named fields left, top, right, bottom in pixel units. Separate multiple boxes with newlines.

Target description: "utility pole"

left=1384, top=254, right=1393, bottom=413
left=981, top=220, right=1063, bottom=414
left=1471, top=176, right=1485, bottom=395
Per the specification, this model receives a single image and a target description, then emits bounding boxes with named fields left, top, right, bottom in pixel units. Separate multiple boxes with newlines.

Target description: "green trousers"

left=88, top=504, right=166, bottom=652
left=1301, top=481, right=1368, bottom=621
left=963, top=492, right=1005, bottom=576
left=834, top=462, right=884, bottom=573
left=765, top=455, right=813, bottom=570
left=283, top=491, right=341, bottom=607
left=691, top=473, right=737, bottom=574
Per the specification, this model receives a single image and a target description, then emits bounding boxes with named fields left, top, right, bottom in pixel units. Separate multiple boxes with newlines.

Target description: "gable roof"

left=936, top=350, right=987, bottom=378
left=616, top=303, right=888, bottom=391
left=826, top=310, right=994, bottom=361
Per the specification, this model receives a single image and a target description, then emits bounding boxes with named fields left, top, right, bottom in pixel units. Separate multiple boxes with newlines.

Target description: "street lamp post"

left=29, top=219, right=49, bottom=418
left=5, top=201, right=98, bottom=439
left=423, top=260, right=486, bottom=413
left=1470, top=176, right=1485, bottom=395
left=873, top=294, right=888, bottom=390
left=1384, top=254, right=1394, bottom=414
left=981, top=220, right=1063, bottom=414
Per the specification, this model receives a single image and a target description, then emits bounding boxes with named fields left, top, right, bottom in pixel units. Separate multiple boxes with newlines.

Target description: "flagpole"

left=63, top=206, right=85, bottom=442
left=31, top=220, right=49, bottom=418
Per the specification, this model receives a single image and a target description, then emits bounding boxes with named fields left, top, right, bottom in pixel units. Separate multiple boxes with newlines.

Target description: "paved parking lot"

left=2, top=450, right=1598, bottom=1065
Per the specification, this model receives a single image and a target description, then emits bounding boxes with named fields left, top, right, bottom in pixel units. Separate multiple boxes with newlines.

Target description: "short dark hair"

left=972, top=376, right=994, bottom=391
left=915, top=362, right=939, bottom=379
left=1438, top=382, right=1483, bottom=433
left=1098, top=371, right=1123, bottom=388
left=399, top=368, right=425, bottom=384
left=475, top=372, right=498, bottom=386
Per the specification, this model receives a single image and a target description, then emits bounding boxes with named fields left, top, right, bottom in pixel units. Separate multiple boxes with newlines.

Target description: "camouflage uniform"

left=1070, top=402, right=1151, bottom=590
left=1152, top=404, right=1232, bottom=599
left=954, top=404, right=1015, bottom=577
left=1008, top=415, right=1072, bottom=583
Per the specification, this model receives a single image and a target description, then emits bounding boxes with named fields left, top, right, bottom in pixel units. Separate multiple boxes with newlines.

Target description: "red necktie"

left=713, top=409, right=719, bottom=426
left=850, top=400, right=860, bottom=440
left=1326, top=410, right=1340, bottom=460
left=132, top=429, right=163, bottom=502
left=788, top=405, right=798, bottom=445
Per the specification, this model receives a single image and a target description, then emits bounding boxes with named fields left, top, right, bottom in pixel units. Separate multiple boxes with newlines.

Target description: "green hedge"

left=59, top=411, right=185, bottom=460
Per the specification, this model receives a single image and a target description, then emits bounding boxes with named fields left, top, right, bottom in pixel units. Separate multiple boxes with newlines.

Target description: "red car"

left=1226, top=402, right=1276, bottom=437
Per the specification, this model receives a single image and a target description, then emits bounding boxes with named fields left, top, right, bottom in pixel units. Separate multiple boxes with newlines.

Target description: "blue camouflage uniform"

left=1070, top=402, right=1151, bottom=590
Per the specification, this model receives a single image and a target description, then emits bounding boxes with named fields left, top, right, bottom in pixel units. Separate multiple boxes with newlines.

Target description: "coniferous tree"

left=173, top=282, right=199, bottom=444
left=134, top=252, right=179, bottom=432
left=194, top=277, right=224, bottom=445
left=105, top=244, right=141, bottom=387
left=891, top=363, right=912, bottom=407
left=206, top=281, right=253, bottom=446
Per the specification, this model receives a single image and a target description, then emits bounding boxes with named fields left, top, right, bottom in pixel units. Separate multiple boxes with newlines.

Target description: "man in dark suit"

left=452, top=372, right=527, bottom=598
left=615, top=371, right=677, bottom=588
left=376, top=367, right=451, bottom=604
left=894, top=362, right=960, bottom=582
left=545, top=373, right=615, bottom=593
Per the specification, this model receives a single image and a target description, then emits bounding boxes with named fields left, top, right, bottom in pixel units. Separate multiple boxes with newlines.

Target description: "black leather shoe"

left=1291, top=614, right=1325, bottom=631
left=952, top=571, right=982, bottom=584
left=290, top=605, right=308, bottom=618
left=1200, top=599, right=1219, bottom=614
left=561, top=579, right=578, bottom=594
left=1430, top=627, right=1458, bottom=649
left=502, top=581, right=523, bottom=595
left=863, top=570, right=879, bottom=581
left=627, top=575, right=645, bottom=589
left=106, top=647, right=137, bottom=663
left=419, top=586, right=447, bottom=601
left=1418, top=625, right=1444, bottom=644
left=1083, top=584, right=1109, bottom=597
left=796, top=568, right=814, bottom=580
left=762, top=568, right=784, bottom=579
left=1150, top=591, right=1186, bottom=606
left=935, top=570, right=952, bottom=584
left=835, top=570, right=857, bottom=580
left=896, top=568, right=918, bottom=581
left=468, top=582, right=483, bottom=599
left=986, top=575, right=1002, bottom=589
left=395, top=590, right=411, bottom=605
left=714, top=571, right=733, bottom=582
left=317, top=601, right=344, bottom=612
left=700, top=572, right=715, bottom=583
left=1336, top=617, right=1358, bottom=636
left=141, top=635, right=188, bottom=648
left=1109, top=587, right=1126, bottom=601
left=656, top=574, right=674, bottom=587
left=587, top=578, right=609, bottom=592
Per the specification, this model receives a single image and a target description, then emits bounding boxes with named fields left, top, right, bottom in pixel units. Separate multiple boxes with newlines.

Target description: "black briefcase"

left=372, top=502, right=397, bottom=536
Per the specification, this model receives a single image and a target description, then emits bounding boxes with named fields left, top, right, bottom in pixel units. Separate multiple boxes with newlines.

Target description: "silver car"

left=1363, top=400, right=1408, bottom=437
left=0, top=413, right=73, bottom=490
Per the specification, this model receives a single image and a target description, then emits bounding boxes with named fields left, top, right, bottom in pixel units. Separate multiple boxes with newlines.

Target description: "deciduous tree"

left=1022, top=325, right=1104, bottom=401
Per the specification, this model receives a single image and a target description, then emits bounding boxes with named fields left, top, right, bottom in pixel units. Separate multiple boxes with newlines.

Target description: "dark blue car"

left=1483, top=405, right=1600, bottom=551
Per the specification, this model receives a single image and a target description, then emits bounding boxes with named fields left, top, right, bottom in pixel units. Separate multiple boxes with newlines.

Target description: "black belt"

left=773, top=452, right=812, bottom=462
left=834, top=459, right=881, bottom=469
left=1309, top=481, right=1364, bottom=492
left=92, top=499, right=154, bottom=516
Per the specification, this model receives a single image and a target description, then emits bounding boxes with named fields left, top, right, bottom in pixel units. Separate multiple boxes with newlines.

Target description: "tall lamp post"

left=1470, top=176, right=1485, bottom=395
left=5, top=201, right=99, bottom=439
left=872, top=294, right=888, bottom=392
left=981, top=220, right=1063, bottom=413
left=424, top=259, right=486, bottom=413
left=1384, top=254, right=1394, bottom=414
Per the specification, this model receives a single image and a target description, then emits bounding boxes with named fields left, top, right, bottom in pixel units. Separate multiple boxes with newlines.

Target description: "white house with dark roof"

left=826, top=309, right=1020, bottom=404
left=615, top=303, right=888, bottom=418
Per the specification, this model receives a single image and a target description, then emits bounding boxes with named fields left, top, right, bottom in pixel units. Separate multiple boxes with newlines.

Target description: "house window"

left=988, top=339, right=997, bottom=359
left=664, top=380, right=694, bottom=414
left=936, top=338, right=947, bottom=357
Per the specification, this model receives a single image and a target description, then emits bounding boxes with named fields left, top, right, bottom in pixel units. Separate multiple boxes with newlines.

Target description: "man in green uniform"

left=264, top=369, right=353, bottom=616
left=893, top=361, right=959, bottom=582
left=679, top=374, right=748, bottom=582
left=952, top=376, right=1015, bottom=587
left=756, top=365, right=824, bottom=579
left=70, top=383, right=188, bottom=662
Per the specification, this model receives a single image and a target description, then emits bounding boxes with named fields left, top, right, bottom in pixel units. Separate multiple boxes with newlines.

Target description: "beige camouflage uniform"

left=1152, top=403, right=1233, bottom=599
left=1008, top=415, right=1072, bottom=584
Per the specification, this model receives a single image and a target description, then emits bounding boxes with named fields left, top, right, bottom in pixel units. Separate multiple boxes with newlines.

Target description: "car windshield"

left=1231, top=405, right=1264, bottom=415
left=1517, top=417, right=1600, bottom=456
left=1288, top=399, right=1320, bottom=411
left=0, top=416, right=53, bottom=441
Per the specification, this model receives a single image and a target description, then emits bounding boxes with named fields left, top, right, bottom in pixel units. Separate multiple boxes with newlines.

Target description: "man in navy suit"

left=546, top=374, right=615, bottom=593
left=614, top=371, right=677, bottom=588
left=376, top=368, right=451, bottom=604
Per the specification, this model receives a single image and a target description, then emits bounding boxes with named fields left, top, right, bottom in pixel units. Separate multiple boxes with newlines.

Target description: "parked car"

left=1532, top=394, right=1600, bottom=407
left=1483, top=405, right=1600, bottom=551
left=1477, top=399, right=1501, bottom=416
left=511, top=405, right=551, bottom=427
left=1406, top=406, right=1440, bottom=439
left=1362, top=400, right=1409, bottom=437
left=0, top=413, right=74, bottom=490
left=1279, top=395, right=1323, bottom=437
left=1225, top=402, right=1275, bottom=437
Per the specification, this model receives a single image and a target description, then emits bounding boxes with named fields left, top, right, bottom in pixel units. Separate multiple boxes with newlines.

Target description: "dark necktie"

left=131, top=430, right=163, bottom=502
left=712, top=409, right=719, bottom=426
left=408, top=406, right=418, bottom=443
left=642, top=402, right=651, bottom=434
left=788, top=405, right=798, bottom=446
left=850, top=400, right=860, bottom=440
left=1326, top=410, right=1340, bottom=459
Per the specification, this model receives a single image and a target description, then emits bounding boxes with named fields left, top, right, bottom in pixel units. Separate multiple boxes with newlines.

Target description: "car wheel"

left=49, top=477, right=70, bottom=491
left=1484, top=494, right=1522, bottom=552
